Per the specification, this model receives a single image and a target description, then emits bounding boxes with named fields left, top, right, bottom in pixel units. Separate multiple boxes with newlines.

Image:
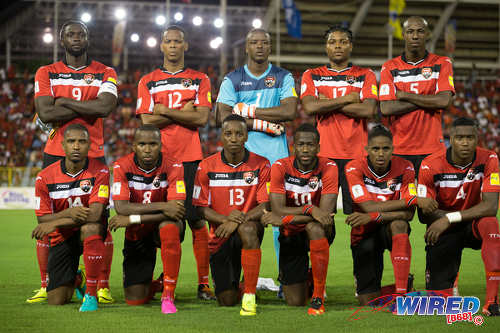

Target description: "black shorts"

left=122, top=231, right=159, bottom=289
left=332, top=159, right=353, bottom=214
left=210, top=229, right=264, bottom=295
left=393, top=154, right=430, bottom=178
left=183, top=161, right=201, bottom=224
left=47, top=232, right=82, bottom=292
left=42, top=153, right=106, bottom=169
left=425, top=221, right=482, bottom=290
left=278, top=226, right=335, bottom=286
left=351, top=223, right=411, bottom=295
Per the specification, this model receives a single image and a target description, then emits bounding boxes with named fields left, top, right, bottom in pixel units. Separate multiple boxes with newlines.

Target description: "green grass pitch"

left=0, top=209, right=498, bottom=332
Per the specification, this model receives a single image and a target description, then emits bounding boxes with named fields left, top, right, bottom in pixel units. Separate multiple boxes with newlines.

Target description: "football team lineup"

left=25, top=15, right=499, bottom=321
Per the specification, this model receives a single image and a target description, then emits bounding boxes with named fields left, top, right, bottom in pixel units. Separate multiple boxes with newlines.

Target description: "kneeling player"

left=418, top=117, right=500, bottom=316
left=32, top=124, right=109, bottom=312
left=344, top=125, right=436, bottom=305
left=108, top=125, right=186, bottom=314
left=264, top=124, right=337, bottom=315
left=192, top=115, right=270, bottom=316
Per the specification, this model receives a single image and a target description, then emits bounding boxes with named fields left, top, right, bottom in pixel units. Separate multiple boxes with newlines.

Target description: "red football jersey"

left=34, top=158, right=110, bottom=246
left=345, top=156, right=416, bottom=245
left=379, top=53, right=455, bottom=155
left=270, top=156, right=338, bottom=235
left=136, top=68, right=212, bottom=162
left=34, top=60, right=118, bottom=158
left=112, top=153, right=186, bottom=241
left=417, top=147, right=500, bottom=212
left=300, top=65, right=378, bottom=160
left=192, top=150, right=270, bottom=253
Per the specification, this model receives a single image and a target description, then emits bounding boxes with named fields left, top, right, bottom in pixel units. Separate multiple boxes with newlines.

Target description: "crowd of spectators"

left=0, top=64, right=498, bottom=176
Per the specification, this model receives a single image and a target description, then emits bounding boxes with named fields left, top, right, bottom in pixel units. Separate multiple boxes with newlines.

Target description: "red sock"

left=391, top=233, right=412, bottom=294
left=476, top=217, right=500, bottom=304
left=36, top=237, right=49, bottom=288
left=83, top=235, right=105, bottom=297
left=98, top=231, right=113, bottom=290
left=160, top=224, right=181, bottom=299
left=241, top=249, right=261, bottom=294
left=192, top=226, right=210, bottom=285
left=310, top=238, right=329, bottom=299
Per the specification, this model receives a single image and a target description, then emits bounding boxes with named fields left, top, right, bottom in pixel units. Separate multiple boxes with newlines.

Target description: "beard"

left=66, top=45, right=87, bottom=57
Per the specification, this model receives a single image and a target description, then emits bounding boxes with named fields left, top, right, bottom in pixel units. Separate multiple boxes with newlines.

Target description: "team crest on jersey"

left=181, top=78, right=192, bottom=88
left=308, top=176, right=319, bottom=190
left=421, top=67, right=432, bottom=79
left=466, top=169, right=476, bottom=180
left=153, top=176, right=161, bottom=188
left=80, top=179, right=91, bottom=193
left=346, top=75, right=356, bottom=84
left=386, top=179, right=398, bottom=191
left=243, top=171, right=255, bottom=184
left=264, top=76, right=276, bottom=88
left=84, top=74, right=94, bottom=84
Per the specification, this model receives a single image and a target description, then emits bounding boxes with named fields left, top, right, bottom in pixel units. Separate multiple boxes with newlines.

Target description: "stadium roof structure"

left=0, top=0, right=498, bottom=77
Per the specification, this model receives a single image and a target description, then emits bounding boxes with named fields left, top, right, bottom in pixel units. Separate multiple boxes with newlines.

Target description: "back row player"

left=30, top=20, right=117, bottom=304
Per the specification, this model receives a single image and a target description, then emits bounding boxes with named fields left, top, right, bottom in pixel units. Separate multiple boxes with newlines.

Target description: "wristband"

left=129, top=215, right=141, bottom=224
left=302, top=205, right=314, bottom=215
left=369, top=212, right=382, bottom=223
left=281, top=215, right=294, bottom=225
left=445, top=212, right=462, bottom=224
left=405, top=196, right=418, bottom=207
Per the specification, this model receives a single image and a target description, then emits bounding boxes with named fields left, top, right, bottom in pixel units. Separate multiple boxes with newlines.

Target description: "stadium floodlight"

left=147, top=37, right=157, bottom=48
left=193, top=16, right=203, bottom=26
left=130, top=33, right=140, bottom=43
left=210, top=37, right=223, bottom=49
left=214, top=18, right=224, bottom=28
left=114, top=8, right=127, bottom=20
left=252, top=18, right=262, bottom=29
left=174, top=12, right=183, bottom=22
left=42, top=32, right=53, bottom=44
left=156, top=15, right=166, bottom=26
left=81, top=12, right=91, bottom=23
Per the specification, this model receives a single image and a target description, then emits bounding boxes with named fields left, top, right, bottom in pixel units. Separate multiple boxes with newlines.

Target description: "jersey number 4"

left=456, top=186, right=466, bottom=200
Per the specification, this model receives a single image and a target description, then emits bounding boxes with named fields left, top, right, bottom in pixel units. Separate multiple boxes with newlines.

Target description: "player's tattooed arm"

left=35, top=95, right=79, bottom=123
left=396, top=91, right=452, bottom=110
left=380, top=100, right=419, bottom=116
left=340, top=98, right=378, bottom=119
left=302, top=94, right=357, bottom=116
left=55, top=92, right=117, bottom=118
left=254, top=97, right=297, bottom=122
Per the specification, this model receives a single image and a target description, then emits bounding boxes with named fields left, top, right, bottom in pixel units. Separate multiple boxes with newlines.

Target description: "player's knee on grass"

left=188, top=219, right=206, bottom=230
left=47, top=285, right=73, bottom=305
left=389, top=220, right=408, bottom=236
left=125, top=283, right=151, bottom=303
left=238, top=222, right=260, bottom=249
left=216, top=289, right=239, bottom=306
left=283, top=283, right=308, bottom=306
left=80, top=222, right=103, bottom=240
left=305, top=222, right=325, bottom=240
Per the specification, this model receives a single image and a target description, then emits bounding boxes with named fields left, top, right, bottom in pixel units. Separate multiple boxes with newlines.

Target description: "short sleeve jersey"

left=300, top=65, right=379, bottom=160
left=345, top=156, right=416, bottom=245
left=34, top=60, right=118, bottom=158
left=217, top=64, right=297, bottom=164
left=136, top=68, right=212, bottom=162
left=379, top=52, right=455, bottom=155
left=192, top=150, right=270, bottom=253
left=112, top=153, right=186, bottom=241
left=417, top=147, right=500, bottom=212
left=34, top=159, right=110, bottom=246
